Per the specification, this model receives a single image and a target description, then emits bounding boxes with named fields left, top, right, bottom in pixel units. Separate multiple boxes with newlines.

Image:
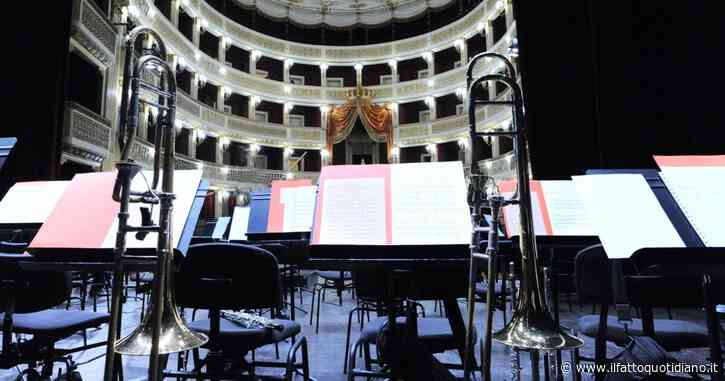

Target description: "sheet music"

left=540, top=181, right=594, bottom=236
left=228, top=206, right=251, bottom=241
left=212, top=217, right=231, bottom=240
left=572, top=174, right=684, bottom=258
left=0, top=181, right=69, bottom=224
left=319, top=178, right=386, bottom=245
left=280, top=185, right=316, bottom=232
left=501, top=185, right=547, bottom=237
left=659, top=167, right=725, bottom=246
left=390, top=162, right=471, bottom=245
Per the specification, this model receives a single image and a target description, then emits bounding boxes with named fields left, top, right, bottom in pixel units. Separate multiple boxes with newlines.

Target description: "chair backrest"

left=175, top=243, right=282, bottom=310
left=353, top=268, right=468, bottom=301
left=0, top=253, right=71, bottom=313
left=625, top=274, right=703, bottom=309
left=574, top=244, right=611, bottom=304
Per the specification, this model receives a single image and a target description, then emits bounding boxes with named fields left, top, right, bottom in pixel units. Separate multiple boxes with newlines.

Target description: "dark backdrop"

left=0, top=2, right=73, bottom=196
left=514, top=1, right=723, bottom=179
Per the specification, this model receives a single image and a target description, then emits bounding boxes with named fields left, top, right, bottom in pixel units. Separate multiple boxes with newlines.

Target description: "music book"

left=0, top=181, right=70, bottom=225
left=267, top=179, right=317, bottom=233
left=228, top=206, right=251, bottom=241
left=29, top=170, right=203, bottom=252
left=655, top=155, right=725, bottom=247
left=311, top=161, right=471, bottom=246
left=572, top=173, right=685, bottom=259
left=499, top=180, right=593, bottom=237
left=211, top=216, right=231, bottom=240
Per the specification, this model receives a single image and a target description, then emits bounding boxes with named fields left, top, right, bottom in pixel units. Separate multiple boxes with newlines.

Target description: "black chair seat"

left=360, top=317, right=463, bottom=354
left=0, top=310, right=109, bottom=336
left=188, top=318, right=300, bottom=349
left=317, top=271, right=351, bottom=281
left=576, top=314, right=709, bottom=350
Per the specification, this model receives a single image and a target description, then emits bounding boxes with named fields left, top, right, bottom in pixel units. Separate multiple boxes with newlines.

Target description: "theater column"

left=188, top=129, right=197, bottom=160
left=320, top=105, right=330, bottom=166
left=320, top=64, right=328, bottom=87
left=250, top=50, right=259, bottom=76
left=170, top=0, right=179, bottom=26
left=214, top=189, right=223, bottom=218
left=390, top=103, right=400, bottom=163
left=249, top=96, right=258, bottom=120
left=192, top=18, right=201, bottom=47
left=354, top=63, right=363, bottom=86
left=191, top=72, right=199, bottom=99
left=388, top=60, right=398, bottom=83
left=284, top=59, right=293, bottom=84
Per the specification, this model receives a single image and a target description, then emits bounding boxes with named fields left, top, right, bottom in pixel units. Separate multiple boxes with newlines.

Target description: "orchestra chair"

left=572, top=245, right=710, bottom=381
left=174, top=243, right=310, bottom=380
left=342, top=272, right=428, bottom=374
left=0, top=253, right=109, bottom=379
left=702, top=275, right=725, bottom=381
left=346, top=268, right=474, bottom=379
left=309, top=270, right=354, bottom=334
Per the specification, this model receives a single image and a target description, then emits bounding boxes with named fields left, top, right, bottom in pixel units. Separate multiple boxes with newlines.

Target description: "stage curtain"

left=326, top=100, right=393, bottom=161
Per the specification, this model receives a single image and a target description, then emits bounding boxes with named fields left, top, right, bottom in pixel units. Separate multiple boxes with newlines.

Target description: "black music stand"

left=0, top=137, right=17, bottom=175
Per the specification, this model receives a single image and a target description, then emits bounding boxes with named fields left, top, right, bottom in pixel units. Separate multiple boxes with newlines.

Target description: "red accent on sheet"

left=29, top=172, right=119, bottom=250
left=312, top=165, right=391, bottom=244
left=267, top=179, right=313, bottom=233
left=654, top=155, right=725, bottom=168
left=531, top=181, right=554, bottom=235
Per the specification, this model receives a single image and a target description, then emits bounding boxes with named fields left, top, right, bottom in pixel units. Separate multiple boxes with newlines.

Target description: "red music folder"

left=267, top=179, right=316, bottom=233
left=311, top=162, right=471, bottom=246
left=28, top=170, right=203, bottom=253
left=500, top=180, right=593, bottom=237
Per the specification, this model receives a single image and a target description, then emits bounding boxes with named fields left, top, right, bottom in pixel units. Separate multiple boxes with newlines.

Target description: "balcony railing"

left=477, top=151, right=517, bottom=181
left=62, top=101, right=112, bottom=166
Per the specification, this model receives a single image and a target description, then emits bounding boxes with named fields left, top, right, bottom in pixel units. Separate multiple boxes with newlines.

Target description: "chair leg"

left=344, top=307, right=360, bottom=373
left=316, top=285, right=323, bottom=334
left=309, top=286, right=317, bottom=326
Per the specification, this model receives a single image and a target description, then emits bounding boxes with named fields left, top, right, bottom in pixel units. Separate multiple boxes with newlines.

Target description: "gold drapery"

left=326, top=99, right=393, bottom=162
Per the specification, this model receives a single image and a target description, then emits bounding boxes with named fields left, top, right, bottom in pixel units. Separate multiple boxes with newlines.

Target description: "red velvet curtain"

left=327, top=100, right=393, bottom=161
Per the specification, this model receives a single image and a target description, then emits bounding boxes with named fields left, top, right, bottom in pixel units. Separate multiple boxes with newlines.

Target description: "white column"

left=248, top=96, right=258, bottom=119
left=457, top=39, right=468, bottom=64
left=427, top=143, right=439, bottom=162
left=320, top=105, right=330, bottom=166
left=250, top=51, right=258, bottom=75
left=170, top=0, right=180, bottom=26
left=214, top=189, right=223, bottom=218
left=354, top=64, right=363, bottom=86
left=284, top=59, right=292, bottom=84
left=191, top=72, right=199, bottom=99
left=320, top=64, right=328, bottom=87
left=216, top=85, right=225, bottom=111
left=426, top=97, right=437, bottom=121
left=247, top=144, right=259, bottom=168
left=390, top=103, right=400, bottom=163
left=504, top=0, right=514, bottom=27
left=283, top=102, right=292, bottom=126
left=283, top=147, right=293, bottom=171
left=388, top=60, right=398, bottom=83
left=424, top=52, right=435, bottom=75
left=188, top=129, right=197, bottom=159
left=215, top=137, right=224, bottom=164
left=219, top=37, right=227, bottom=63
left=192, top=18, right=201, bottom=47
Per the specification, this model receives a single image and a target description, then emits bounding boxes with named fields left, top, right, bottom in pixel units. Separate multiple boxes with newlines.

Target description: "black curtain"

left=515, top=1, right=724, bottom=179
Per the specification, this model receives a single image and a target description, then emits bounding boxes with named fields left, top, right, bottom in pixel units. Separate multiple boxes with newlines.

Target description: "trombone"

left=103, top=27, right=207, bottom=381
left=462, top=53, right=583, bottom=381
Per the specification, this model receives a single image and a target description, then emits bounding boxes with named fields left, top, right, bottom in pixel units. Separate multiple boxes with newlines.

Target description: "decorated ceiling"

left=233, top=0, right=456, bottom=28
